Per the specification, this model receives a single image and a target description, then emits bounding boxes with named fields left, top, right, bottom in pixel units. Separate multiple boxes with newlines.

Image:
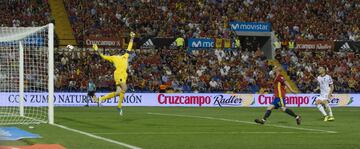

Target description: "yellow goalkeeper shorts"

left=114, top=72, right=127, bottom=85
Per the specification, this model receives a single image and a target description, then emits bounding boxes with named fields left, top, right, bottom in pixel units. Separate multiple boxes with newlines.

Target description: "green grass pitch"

left=2, top=107, right=360, bottom=149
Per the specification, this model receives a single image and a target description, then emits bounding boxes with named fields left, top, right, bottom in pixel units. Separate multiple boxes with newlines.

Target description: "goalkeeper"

left=92, top=32, right=135, bottom=116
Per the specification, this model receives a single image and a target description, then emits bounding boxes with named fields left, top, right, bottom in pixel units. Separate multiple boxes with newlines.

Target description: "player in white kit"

left=314, top=66, right=335, bottom=121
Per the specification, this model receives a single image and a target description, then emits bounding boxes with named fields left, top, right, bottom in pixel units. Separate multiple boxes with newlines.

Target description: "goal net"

left=0, top=24, right=54, bottom=125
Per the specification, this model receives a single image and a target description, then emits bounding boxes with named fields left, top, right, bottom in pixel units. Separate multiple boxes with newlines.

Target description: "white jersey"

left=317, top=74, right=333, bottom=99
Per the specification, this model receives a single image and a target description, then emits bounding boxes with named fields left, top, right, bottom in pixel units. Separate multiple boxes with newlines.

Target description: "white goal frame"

left=0, top=23, right=54, bottom=125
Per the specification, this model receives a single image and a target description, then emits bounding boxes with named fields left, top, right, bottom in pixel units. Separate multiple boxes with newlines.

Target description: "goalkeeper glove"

left=130, top=32, right=135, bottom=38
left=92, top=44, right=98, bottom=51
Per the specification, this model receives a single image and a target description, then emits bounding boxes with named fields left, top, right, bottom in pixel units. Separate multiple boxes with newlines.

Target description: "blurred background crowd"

left=62, top=0, right=359, bottom=41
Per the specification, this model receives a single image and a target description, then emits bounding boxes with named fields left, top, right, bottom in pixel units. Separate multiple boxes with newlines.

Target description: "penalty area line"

left=147, top=112, right=337, bottom=134
left=52, top=123, right=142, bottom=149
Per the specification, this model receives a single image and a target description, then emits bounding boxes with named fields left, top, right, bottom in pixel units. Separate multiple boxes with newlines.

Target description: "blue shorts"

left=272, top=97, right=286, bottom=109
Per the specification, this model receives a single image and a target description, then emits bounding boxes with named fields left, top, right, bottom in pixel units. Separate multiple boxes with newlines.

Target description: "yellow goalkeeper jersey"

left=100, top=53, right=129, bottom=74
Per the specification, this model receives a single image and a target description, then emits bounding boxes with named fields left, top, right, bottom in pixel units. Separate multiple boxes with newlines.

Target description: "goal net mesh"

left=0, top=24, right=53, bottom=125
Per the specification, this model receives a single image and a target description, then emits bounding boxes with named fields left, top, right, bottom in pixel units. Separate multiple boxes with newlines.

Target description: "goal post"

left=0, top=23, right=54, bottom=125
left=48, top=23, right=54, bottom=124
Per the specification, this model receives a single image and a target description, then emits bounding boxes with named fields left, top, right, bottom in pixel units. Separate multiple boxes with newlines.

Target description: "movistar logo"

left=191, top=40, right=214, bottom=48
left=229, top=22, right=271, bottom=32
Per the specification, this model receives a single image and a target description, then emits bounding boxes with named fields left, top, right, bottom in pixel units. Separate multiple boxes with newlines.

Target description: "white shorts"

left=317, top=94, right=329, bottom=101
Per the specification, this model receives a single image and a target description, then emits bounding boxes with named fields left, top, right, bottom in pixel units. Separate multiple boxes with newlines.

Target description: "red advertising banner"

left=295, top=40, right=334, bottom=50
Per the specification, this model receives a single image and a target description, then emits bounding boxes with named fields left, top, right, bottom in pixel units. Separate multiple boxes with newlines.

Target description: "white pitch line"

left=333, top=110, right=360, bottom=112
left=92, top=131, right=329, bottom=135
left=52, top=123, right=142, bottom=149
left=147, top=112, right=337, bottom=134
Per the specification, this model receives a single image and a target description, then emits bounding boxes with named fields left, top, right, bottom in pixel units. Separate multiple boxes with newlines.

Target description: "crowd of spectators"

left=54, top=47, right=272, bottom=93
left=64, top=0, right=359, bottom=43
left=277, top=48, right=360, bottom=93
left=0, top=0, right=52, bottom=27
left=0, top=0, right=357, bottom=41
left=1, top=0, right=359, bottom=93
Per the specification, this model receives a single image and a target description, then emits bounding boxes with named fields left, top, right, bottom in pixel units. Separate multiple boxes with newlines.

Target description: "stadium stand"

left=276, top=48, right=360, bottom=93
left=54, top=48, right=272, bottom=93
left=63, top=0, right=359, bottom=42
left=0, top=0, right=52, bottom=27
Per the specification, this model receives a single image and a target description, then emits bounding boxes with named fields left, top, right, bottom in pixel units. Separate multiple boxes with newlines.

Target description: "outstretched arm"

left=92, top=44, right=113, bottom=62
left=127, top=32, right=136, bottom=52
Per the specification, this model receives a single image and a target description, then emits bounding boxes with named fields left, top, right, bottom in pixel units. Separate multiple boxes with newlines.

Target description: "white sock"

left=324, top=104, right=333, bottom=117
left=317, top=104, right=327, bottom=116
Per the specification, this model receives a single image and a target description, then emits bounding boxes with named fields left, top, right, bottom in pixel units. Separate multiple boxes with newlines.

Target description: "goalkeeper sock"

left=99, top=92, right=116, bottom=101
left=118, top=90, right=126, bottom=108
left=317, top=104, right=327, bottom=116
